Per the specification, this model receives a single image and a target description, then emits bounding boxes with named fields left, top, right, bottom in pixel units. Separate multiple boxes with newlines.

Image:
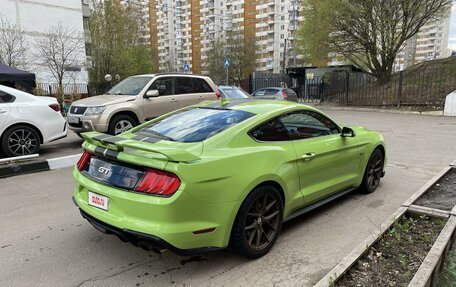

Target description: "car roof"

left=131, top=73, right=210, bottom=78
left=217, top=85, right=240, bottom=89
left=200, top=99, right=315, bottom=115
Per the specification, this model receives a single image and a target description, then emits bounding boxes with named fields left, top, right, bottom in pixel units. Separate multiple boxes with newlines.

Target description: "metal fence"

left=323, top=68, right=456, bottom=109
left=249, top=75, right=323, bottom=103
left=36, top=83, right=89, bottom=96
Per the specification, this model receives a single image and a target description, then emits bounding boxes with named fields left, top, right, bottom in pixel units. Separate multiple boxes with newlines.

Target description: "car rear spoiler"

left=81, top=132, right=200, bottom=162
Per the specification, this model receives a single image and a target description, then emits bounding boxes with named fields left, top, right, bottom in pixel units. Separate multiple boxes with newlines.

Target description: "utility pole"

left=292, top=0, right=297, bottom=67
left=283, top=38, right=287, bottom=73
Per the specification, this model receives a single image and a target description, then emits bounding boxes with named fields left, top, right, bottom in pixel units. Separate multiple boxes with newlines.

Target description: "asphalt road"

left=1, top=110, right=455, bottom=287
left=37, top=130, right=83, bottom=160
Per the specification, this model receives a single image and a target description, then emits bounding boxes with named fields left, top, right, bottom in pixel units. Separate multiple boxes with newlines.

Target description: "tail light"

left=49, top=103, right=60, bottom=112
left=281, top=91, right=288, bottom=99
left=215, top=90, right=221, bottom=99
left=77, top=151, right=92, bottom=171
left=135, top=169, right=181, bottom=197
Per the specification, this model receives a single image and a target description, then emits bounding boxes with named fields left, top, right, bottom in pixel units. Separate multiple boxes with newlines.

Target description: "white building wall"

left=0, top=0, right=88, bottom=85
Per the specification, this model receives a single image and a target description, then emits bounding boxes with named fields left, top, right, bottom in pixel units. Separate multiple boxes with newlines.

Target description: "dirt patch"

left=437, top=245, right=456, bottom=287
left=336, top=215, right=447, bottom=287
left=414, top=169, right=456, bottom=211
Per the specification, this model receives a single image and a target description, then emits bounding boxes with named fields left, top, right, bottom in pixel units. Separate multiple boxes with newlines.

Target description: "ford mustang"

left=72, top=99, right=386, bottom=258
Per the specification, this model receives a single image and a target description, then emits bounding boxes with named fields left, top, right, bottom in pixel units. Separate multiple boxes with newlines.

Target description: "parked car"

left=0, top=85, right=67, bottom=157
left=67, top=74, right=219, bottom=136
left=217, top=86, right=250, bottom=99
left=251, top=87, right=298, bottom=102
left=73, top=99, right=386, bottom=258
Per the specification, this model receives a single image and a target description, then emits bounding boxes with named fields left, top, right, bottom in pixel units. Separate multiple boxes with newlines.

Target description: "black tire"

left=231, top=185, right=283, bottom=258
left=107, top=114, right=137, bottom=135
left=1, top=125, right=41, bottom=157
left=359, top=148, right=384, bottom=194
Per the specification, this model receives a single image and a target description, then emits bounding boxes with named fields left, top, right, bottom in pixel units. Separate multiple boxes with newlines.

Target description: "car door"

left=192, top=77, right=215, bottom=101
left=249, top=117, right=305, bottom=213
left=280, top=110, right=362, bottom=204
left=0, top=90, right=13, bottom=128
left=172, top=77, right=201, bottom=108
left=142, top=77, right=180, bottom=121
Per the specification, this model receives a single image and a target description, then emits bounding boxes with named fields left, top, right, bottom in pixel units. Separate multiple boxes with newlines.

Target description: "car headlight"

left=84, top=106, right=106, bottom=116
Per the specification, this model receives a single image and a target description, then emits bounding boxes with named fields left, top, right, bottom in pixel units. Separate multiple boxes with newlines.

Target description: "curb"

left=0, top=153, right=81, bottom=179
left=316, top=105, right=444, bottom=116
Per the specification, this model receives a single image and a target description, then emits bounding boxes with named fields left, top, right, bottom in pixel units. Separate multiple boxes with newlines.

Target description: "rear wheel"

left=231, top=185, right=283, bottom=258
left=359, top=148, right=384, bottom=194
left=108, top=114, right=136, bottom=135
left=1, top=125, right=41, bottom=157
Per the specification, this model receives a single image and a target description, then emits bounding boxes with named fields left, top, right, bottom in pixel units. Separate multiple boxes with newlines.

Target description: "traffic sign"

left=224, top=59, right=230, bottom=69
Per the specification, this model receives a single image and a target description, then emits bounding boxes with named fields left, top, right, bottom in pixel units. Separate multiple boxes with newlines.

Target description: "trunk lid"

left=81, top=131, right=203, bottom=170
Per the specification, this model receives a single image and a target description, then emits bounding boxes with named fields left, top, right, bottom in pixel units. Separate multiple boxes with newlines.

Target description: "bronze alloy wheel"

left=367, top=151, right=383, bottom=190
left=244, top=193, right=281, bottom=251
left=231, top=185, right=283, bottom=258
left=360, top=148, right=384, bottom=194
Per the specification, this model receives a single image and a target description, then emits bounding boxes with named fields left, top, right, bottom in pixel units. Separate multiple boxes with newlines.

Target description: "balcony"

left=267, top=1, right=275, bottom=6
left=267, top=9, right=274, bottom=16
left=267, top=29, right=274, bottom=34
left=266, top=64, right=273, bottom=70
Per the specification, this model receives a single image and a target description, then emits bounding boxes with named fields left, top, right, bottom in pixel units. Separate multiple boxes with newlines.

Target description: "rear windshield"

left=135, top=107, right=255, bottom=142
left=220, top=87, right=250, bottom=99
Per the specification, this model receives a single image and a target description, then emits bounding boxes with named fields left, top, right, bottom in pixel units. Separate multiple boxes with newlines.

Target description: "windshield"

left=135, top=107, right=255, bottom=142
left=105, top=76, right=153, bottom=96
left=220, top=87, right=250, bottom=99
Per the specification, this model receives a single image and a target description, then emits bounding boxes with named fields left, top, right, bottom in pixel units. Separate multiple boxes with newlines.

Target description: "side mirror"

left=144, top=90, right=159, bottom=98
left=341, top=126, right=356, bottom=138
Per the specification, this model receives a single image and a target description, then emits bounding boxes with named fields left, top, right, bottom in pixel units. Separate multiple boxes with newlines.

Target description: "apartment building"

left=394, top=13, right=452, bottom=71
left=0, top=0, right=89, bottom=85
left=149, top=0, right=303, bottom=74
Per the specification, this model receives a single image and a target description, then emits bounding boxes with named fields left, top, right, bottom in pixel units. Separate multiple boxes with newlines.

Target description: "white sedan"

left=0, top=85, right=67, bottom=157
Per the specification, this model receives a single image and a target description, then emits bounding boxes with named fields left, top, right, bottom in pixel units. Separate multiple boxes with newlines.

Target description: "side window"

left=0, top=91, right=15, bottom=103
left=265, top=89, right=278, bottom=96
left=280, top=111, right=340, bottom=140
left=176, top=77, right=194, bottom=94
left=250, top=118, right=291, bottom=142
left=253, top=89, right=266, bottom=97
left=192, top=78, right=213, bottom=93
left=150, top=77, right=174, bottom=96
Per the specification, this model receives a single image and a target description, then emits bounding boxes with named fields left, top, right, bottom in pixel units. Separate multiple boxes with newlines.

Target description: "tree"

left=205, top=31, right=258, bottom=85
left=34, top=23, right=84, bottom=96
left=297, top=0, right=334, bottom=66
left=88, top=0, right=158, bottom=87
left=0, top=16, right=28, bottom=68
left=298, top=0, right=452, bottom=82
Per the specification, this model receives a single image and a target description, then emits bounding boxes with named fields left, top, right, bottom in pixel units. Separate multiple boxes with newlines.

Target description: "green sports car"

left=73, top=99, right=386, bottom=258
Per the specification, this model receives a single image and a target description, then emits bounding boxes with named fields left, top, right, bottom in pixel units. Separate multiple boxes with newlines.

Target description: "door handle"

left=0, top=109, right=7, bottom=114
left=171, top=98, right=178, bottom=102
left=301, top=153, right=316, bottom=160
left=199, top=96, right=205, bottom=100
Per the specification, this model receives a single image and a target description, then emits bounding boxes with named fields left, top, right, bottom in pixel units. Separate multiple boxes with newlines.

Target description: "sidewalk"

left=313, top=103, right=445, bottom=116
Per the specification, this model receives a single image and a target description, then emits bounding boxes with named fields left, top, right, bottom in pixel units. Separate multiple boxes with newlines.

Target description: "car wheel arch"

left=108, top=111, right=140, bottom=126
left=227, top=179, right=286, bottom=234
left=1, top=122, right=44, bottom=144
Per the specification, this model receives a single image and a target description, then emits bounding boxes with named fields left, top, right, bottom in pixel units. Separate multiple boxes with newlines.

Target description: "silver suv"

left=68, top=74, right=218, bottom=135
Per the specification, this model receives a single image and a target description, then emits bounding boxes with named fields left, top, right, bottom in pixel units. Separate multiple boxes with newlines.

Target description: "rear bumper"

left=74, top=198, right=223, bottom=256
left=72, top=168, right=237, bottom=253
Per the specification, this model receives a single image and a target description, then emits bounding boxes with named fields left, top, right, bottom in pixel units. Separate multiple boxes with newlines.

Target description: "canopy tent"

left=0, top=63, right=36, bottom=93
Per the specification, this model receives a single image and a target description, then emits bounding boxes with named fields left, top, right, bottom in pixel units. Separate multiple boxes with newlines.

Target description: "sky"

left=449, top=5, right=456, bottom=50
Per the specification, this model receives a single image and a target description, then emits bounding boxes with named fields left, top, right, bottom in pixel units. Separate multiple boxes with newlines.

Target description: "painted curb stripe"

left=0, top=160, right=50, bottom=178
